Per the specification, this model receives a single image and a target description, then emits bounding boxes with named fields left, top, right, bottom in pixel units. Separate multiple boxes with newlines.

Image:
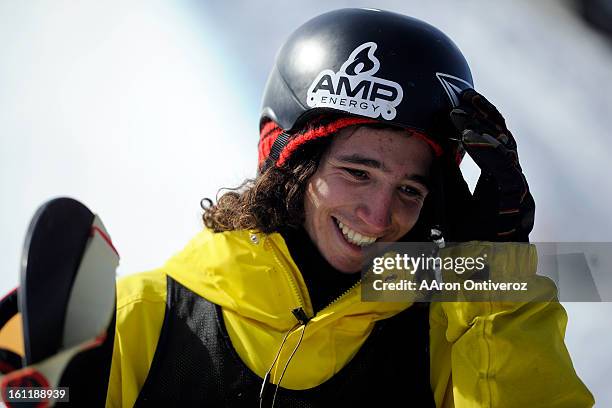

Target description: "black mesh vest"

left=135, top=276, right=435, bottom=407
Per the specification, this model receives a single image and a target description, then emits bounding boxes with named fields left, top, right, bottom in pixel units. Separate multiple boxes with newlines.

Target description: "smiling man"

left=303, top=125, right=432, bottom=273
left=105, top=8, right=593, bottom=407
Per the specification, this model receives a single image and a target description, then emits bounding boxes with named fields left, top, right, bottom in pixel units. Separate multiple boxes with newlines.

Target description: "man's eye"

left=399, top=185, right=425, bottom=198
left=343, top=168, right=368, bottom=180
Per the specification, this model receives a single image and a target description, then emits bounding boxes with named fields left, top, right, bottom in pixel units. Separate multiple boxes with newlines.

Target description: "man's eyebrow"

left=336, top=153, right=431, bottom=189
left=408, top=174, right=431, bottom=190
left=337, top=154, right=384, bottom=170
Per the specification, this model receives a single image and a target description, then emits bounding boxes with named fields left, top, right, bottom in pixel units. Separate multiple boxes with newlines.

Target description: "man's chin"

left=327, top=256, right=362, bottom=274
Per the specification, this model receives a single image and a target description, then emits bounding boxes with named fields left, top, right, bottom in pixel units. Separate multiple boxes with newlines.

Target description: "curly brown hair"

left=202, top=115, right=442, bottom=241
left=202, top=136, right=333, bottom=233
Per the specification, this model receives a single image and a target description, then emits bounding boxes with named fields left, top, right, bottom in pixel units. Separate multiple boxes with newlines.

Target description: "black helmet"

left=259, top=8, right=473, bottom=168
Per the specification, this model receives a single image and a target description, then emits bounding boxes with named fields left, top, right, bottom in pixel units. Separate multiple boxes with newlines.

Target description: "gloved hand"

left=445, top=89, right=535, bottom=242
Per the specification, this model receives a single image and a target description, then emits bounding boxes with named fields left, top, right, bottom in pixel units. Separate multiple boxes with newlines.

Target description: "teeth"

left=336, top=219, right=377, bottom=247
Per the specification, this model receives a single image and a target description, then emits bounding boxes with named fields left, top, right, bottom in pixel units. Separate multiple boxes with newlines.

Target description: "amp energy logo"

left=306, top=42, right=403, bottom=120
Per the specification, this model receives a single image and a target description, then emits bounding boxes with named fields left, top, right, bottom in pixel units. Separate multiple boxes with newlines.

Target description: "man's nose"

left=355, top=194, right=393, bottom=233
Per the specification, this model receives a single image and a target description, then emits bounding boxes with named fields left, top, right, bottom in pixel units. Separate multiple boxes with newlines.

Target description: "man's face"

left=303, top=126, right=433, bottom=273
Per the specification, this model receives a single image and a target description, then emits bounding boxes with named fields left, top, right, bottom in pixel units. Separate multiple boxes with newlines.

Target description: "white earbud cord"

left=259, top=322, right=299, bottom=408
left=271, top=323, right=308, bottom=408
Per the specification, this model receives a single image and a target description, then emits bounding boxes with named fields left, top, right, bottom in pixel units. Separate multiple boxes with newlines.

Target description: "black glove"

left=446, top=89, right=535, bottom=242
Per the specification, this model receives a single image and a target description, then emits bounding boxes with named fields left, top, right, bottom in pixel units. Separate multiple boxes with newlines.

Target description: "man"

left=106, top=8, right=594, bottom=407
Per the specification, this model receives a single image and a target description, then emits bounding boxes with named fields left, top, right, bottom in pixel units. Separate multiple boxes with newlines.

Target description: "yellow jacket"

left=105, top=229, right=594, bottom=407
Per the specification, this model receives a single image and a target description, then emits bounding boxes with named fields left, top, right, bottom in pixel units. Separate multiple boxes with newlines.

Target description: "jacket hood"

left=162, top=228, right=412, bottom=389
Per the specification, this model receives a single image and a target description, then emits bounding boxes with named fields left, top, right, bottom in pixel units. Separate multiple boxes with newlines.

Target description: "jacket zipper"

left=264, top=237, right=309, bottom=317
left=320, top=278, right=362, bottom=312
left=266, top=233, right=365, bottom=317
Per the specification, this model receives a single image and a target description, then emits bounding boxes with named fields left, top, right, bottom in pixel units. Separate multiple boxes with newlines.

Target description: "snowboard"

left=19, top=197, right=118, bottom=366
